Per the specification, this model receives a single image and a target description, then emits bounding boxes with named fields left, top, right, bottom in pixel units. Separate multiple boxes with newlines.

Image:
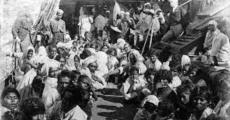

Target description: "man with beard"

left=47, top=70, right=76, bottom=120
left=61, top=86, right=87, bottom=120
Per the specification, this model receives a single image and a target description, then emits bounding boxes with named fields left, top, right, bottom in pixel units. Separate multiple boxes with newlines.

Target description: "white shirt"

left=79, top=16, right=93, bottom=31
left=211, top=30, right=230, bottom=62
left=63, top=105, right=88, bottom=120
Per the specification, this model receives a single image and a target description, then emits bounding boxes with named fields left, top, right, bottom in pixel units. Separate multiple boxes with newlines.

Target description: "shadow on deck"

left=94, top=87, right=138, bottom=120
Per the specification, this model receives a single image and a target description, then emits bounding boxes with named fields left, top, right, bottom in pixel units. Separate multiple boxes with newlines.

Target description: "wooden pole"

left=141, top=23, right=152, bottom=55
left=149, top=24, right=154, bottom=50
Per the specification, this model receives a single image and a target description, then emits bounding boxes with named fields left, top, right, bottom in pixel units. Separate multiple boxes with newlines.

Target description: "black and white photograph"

left=1, top=0, right=230, bottom=120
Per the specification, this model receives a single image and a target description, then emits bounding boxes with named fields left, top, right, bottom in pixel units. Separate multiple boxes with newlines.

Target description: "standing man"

left=50, top=9, right=66, bottom=45
left=12, top=12, right=34, bottom=52
left=78, top=7, right=94, bottom=38
left=161, top=0, right=184, bottom=42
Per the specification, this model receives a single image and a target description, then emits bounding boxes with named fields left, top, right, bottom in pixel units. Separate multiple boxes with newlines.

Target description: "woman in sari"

left=20, top=46, right=37, bottom=74
left=17, top=46, right=38, bottom=100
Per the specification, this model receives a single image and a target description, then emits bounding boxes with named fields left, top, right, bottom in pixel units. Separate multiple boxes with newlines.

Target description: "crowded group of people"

left=1, top=0, right=230, bottom=120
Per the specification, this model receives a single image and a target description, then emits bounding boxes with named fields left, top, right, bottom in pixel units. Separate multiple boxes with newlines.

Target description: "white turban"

left=56, top=42, right=65, bottom=48
left=181, top=55, right=191, bottom=68
left=83, top=56, right=97, bottom=67
left=141, top=95, right=159, bottom=107
left=131, top=49, right=144, bottom=62
left=23, top=46, right=35, bottom=58
left=117, top=38, right=126, bottom=44
left=208, top=20, right=218, bottom=27
left=144, top=2, right=151, bottom=7
left=125, top=12, right=130, bottom=16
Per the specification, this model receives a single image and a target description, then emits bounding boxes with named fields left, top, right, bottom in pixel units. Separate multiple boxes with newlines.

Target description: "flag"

left=34, top=0, right=61, bottom=30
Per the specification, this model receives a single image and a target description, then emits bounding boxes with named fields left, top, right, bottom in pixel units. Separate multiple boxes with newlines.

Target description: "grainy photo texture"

left=1, top=0, right=230, bottom=120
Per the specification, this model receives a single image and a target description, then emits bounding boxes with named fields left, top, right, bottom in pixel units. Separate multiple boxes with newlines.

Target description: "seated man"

left=203, top=20, right=219, bottom=52
left=208, top=20, right=230, bottom=69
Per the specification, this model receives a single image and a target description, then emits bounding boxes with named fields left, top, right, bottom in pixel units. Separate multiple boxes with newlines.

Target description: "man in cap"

left=50, top=9, right=66, bottom=45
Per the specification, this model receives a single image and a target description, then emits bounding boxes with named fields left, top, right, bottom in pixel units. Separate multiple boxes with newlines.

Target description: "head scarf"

left=208, top=20, right=218, bottom=27
left=56, top=42, right=65, bottom=48
left=181, top=55, right=191, bottom=68
left=144, top=2, right=151, bottom=8
left=130, top=49, right=145, bottom=62
left=23, top=46, right=35, bottom=60
left=117, top=38, right=126, bottom=48
left=141, top=95, right=159, bottom=107
left=82, top=55, right=97, bottom=67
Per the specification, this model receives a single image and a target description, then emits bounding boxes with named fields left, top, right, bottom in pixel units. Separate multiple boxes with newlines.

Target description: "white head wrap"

left=130, top=49, right=145, bottom=62
left=208, top=20, right=218, bottom=27
left=117, top=38, right=126, bottom=49
left=83, top=55, right=97, bottom=67
left=141, top=95, right=159, bottom=107
left=125, top=12, right=130, bottom=16
left=144, top=2, right=151, bottom=7
left=24, top=46, right=35, bottom=58
left=181, top=55, right=191, bottom=68
left=56, top=42, right=65, bottom=48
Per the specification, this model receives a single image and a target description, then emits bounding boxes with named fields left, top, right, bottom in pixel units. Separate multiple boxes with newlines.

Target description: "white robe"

left=63, top=105, right=88, bottom=120
left=96, top=51, right=109, bottom=75
left=78, top=16, right=93, bottom=38
left=211, top=31, right=230, bottom=63
left=42, top=77, right=60, bottom=109
left=17, top=68, right=37, bottom=92
left=81, top=68, right=106, bottom=90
